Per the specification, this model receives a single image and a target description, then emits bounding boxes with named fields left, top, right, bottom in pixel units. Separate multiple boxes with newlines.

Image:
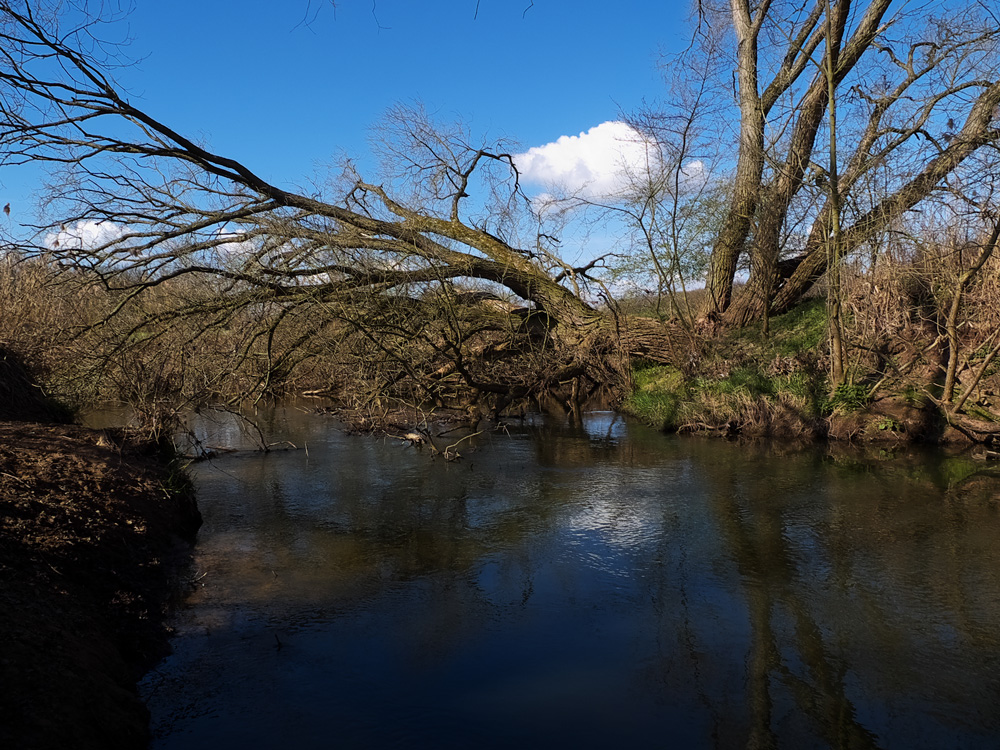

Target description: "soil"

left=0, top=420, right=201, bottom=750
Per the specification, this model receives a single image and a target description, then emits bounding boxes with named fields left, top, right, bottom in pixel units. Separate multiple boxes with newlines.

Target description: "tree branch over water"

left=0, top=1, right=692, bottom=414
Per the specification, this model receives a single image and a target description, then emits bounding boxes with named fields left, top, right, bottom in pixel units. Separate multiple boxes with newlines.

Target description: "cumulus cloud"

left=213, top=229, right=260, bottom=257
left=45, top=220, right=129, bottom=252
left=679, top=159, right=706, bottom=184
left=514, top=122, right=713, bottom=208
left=514, top=121, right=658, bottom=200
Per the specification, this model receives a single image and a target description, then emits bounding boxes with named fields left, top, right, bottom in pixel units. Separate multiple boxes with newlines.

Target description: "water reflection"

left=141, top=409, right=1000, bottom=749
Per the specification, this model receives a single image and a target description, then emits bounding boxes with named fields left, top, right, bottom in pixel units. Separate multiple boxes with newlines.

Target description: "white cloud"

left=45, top=220, right=129, bottom=252
left=679, top=159, right=706, bottom=184
left=514, top=121, right=658, bottom=200
left=213, top=229, right=260, bottom=257
left=514, top=123, right=714, bottom=207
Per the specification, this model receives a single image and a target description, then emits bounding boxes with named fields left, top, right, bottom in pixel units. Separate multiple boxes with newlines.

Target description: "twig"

left=443, top=429, right=485, bottom=460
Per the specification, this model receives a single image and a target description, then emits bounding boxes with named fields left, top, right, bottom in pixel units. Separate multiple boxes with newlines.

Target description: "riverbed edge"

left=0, top=419, right=201, bottom=750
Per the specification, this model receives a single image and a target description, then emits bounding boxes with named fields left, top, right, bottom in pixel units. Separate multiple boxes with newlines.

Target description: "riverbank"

left=0, top=420, right=201, bottom=750
left=623, top=365, right=969, bottom=443
left=621, top=298, right=999, bottom=445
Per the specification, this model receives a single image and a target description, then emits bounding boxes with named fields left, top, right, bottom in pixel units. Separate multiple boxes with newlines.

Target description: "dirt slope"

left=0, top=421, right=201, bottom=749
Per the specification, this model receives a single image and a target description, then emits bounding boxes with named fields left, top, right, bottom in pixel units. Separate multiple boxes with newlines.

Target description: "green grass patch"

left=769, top=298, right=828, bottom=355
left=624, top=389, right=683, bottom=429
left=726, top=298, right=827, bottom=353
left=825, top=381, right=871, bottom=413
left=626, top=298, right=839, bottom=430
left=623, top=364, right=687, bottom=429
left=701, top=367, right=777, bottom=398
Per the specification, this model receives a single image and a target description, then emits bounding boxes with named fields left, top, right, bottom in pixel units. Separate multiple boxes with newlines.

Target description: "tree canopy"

left=1, top=0, right=999, bottom=419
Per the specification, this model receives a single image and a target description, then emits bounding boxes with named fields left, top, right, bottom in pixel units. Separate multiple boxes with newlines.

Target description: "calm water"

left=140, top=409, right=1000, bottom=749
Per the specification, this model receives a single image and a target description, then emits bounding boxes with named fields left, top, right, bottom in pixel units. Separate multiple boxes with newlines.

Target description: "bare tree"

left=3, top=0, right=998, bottom=419
left=942, top=215, right=1000, bottom=405
left=693, top=0, right=1000, bottom=324
left=612, top=43, right=729, bottom=328
left=0, top=1, right=691, bottom=413
left=541, top=43, right=729, bottom=329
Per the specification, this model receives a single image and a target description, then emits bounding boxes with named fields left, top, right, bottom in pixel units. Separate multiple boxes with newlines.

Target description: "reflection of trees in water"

left=188, top=411, right=1000, bottom=744
left=706, top=467, right=878, bottom=749
left=697, top=448, right=1000, bottom=748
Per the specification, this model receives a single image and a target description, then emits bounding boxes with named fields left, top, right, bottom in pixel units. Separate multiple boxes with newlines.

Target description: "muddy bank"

left=0, top=421, right=201, bottom=750
left=668, top=394, right=990, bottom=446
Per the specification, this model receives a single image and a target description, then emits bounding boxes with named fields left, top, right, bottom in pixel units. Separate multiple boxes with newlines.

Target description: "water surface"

left=141, top=409, right=1000, bottom=749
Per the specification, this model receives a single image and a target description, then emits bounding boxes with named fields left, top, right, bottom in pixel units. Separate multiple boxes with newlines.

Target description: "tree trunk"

left=706, top=0, right=767, bottom=314
left=770, top=79, right=1000, bottom=315
left=723, top=0, right=893, bottom=327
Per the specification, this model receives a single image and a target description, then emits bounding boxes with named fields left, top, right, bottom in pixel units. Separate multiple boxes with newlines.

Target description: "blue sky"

left=118, top=0, right=692, bottom=187
left=6, top=0, right=694, bottom=201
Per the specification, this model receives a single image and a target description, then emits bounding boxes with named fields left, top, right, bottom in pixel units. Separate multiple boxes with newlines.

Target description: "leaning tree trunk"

left=705, top=0, right=768, bottom=315
left=722, top=0, right=891, bottom=328
left=724, top=74, right=834, bottom=329
left=769, top=79, right=1000, bottom=316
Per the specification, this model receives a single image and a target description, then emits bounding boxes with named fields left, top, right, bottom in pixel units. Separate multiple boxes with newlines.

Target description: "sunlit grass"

left=625, top=298, right=833, bottom=432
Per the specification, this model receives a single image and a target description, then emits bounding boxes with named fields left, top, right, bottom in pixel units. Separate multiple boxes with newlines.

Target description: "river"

left=138, top=408, right=1000, bottom=749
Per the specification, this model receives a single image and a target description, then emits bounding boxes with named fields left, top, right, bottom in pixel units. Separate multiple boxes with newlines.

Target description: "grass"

left=825, top=381, right=871, bottom=413
left=623, top=298, right=833, bottom=433
left=727, top=297, right=828, bottom=355
left=625, top=365, right=687, bottom=429
left=769, top=298, right=829, bottom=354
left=695, top=367, right=777, bottom=398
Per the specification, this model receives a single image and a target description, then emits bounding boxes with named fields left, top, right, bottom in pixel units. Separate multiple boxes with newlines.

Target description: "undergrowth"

left=623, top=299, right=831, bottom=434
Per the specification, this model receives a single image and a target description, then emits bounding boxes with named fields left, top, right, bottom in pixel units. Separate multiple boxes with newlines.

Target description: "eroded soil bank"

left=0, top=421, right=201, bottom=750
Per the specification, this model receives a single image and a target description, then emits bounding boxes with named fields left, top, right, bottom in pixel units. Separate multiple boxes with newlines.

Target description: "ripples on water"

left=140, top=408, right=1000, bottom=749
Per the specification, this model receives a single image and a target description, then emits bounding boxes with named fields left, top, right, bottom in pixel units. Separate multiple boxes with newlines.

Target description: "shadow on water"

left=140, top=408, right=1000, bottom=749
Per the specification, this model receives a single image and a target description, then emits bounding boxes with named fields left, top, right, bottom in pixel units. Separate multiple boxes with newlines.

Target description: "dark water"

left=140, top=409, right=1000, bottom=749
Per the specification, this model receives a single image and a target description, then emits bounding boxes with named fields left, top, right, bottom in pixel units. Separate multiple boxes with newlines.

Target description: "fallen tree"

left=0, top=2, right=695, bottom=415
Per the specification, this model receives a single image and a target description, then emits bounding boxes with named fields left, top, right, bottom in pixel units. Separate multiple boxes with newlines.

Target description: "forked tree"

left=696, top=0, right=1000, bottom=324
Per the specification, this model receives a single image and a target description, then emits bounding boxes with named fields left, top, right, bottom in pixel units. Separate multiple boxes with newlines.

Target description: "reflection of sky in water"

left=142, top=409, right=1000, bottom=749
left=577, top=410, right=628, bottom=441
